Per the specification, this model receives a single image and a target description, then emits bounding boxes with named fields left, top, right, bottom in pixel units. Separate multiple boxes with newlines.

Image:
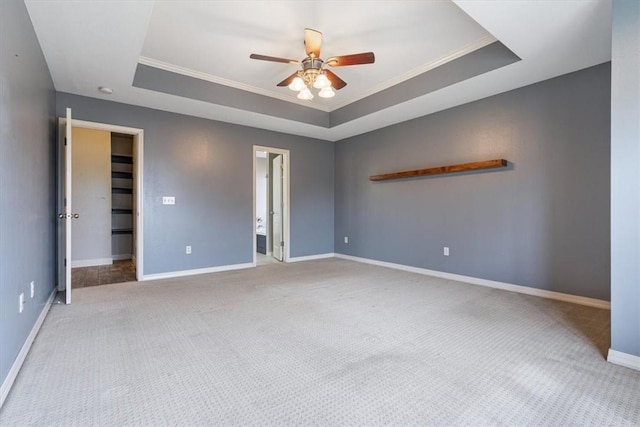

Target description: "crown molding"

left=329, top=35, right=498, bottom=110
left=137, top=56, right=332, bottom=112
left=138, top=34, right=497, bottom=115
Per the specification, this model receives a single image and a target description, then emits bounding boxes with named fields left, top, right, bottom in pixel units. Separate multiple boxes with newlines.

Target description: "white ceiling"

left=25, top=0, right=612, bottom=142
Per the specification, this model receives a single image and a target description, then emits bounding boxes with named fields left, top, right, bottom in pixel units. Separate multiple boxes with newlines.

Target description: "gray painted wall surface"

left=56, top=93, right=334, bottom=274
left=611, top=0, right=640, bottom=357
left=335, top=63, right=611, bottom=300
left=0, top=0, right=56, bottom=387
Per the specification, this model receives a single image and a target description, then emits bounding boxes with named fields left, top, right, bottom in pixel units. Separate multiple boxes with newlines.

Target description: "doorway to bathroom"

left=253, top=146, right=290, bottom=266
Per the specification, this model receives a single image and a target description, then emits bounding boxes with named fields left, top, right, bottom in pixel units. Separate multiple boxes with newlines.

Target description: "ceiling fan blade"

left=304, top=28, right=322, bottom=58
left=250, top=54, right=299, bottom=65
left=324, top=69, right=347, bottom=90
left=325, top=52, right=375, bottom=67
left=277, top=72, right=300, bottom=87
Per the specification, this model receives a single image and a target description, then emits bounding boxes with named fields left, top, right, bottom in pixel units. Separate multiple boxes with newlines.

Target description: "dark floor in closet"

left=71, top=260, right=136, bottom=288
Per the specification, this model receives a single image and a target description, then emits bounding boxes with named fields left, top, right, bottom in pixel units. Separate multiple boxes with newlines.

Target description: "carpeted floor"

left=1, top=258, right=638, bottom=426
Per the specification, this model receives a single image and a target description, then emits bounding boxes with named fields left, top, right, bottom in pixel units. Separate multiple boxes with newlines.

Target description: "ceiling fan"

left=250, top=28, right=375, bottom=100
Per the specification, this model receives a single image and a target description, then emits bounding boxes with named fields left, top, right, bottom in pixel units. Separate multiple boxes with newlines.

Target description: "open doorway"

left=57, top=115, right=144, bottom=300
left=69, top=130, right=137, bottom=288
left=253, top=146, right=290, bottom=266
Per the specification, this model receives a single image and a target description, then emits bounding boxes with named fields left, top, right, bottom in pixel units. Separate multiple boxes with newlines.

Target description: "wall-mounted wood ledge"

left=369, top=159, right=508, bottom=181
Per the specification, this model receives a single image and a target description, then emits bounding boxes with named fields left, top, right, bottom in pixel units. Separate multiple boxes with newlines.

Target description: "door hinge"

left=280, top=241, right=284, bottom=247
left=64, top=137, right=67, bottom=146
left=64, top=258, right=67, bottom=267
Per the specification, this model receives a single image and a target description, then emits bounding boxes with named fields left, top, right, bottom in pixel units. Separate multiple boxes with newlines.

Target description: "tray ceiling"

left=25, top=0, right=612, bottom=141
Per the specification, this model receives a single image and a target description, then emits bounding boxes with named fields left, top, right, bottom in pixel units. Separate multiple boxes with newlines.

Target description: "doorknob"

left=73, top=213, right=79, bottom=219
left=58, top=213, right=64, bottom=219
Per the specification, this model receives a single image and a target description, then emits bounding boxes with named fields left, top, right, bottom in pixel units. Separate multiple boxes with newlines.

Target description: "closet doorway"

left=57, top=114, right=144, bottom=303
left=253, top=146, right=290, bottom=266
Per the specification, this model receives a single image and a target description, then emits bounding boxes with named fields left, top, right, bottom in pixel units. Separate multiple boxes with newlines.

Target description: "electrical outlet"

left=162, top=196, right=175, bottom=205
left=30, top=281, right=35, bottom=298
left=186, top=245, right=192, bottom=254
left=19, top=293, right=24, bottom=313
left=344, top=236, right=348, bottom=244
left=444, top=247, right=450, bottom=256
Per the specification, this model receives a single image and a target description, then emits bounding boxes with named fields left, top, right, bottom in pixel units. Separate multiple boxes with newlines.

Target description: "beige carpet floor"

left=1, top=258, right=638, bottom=426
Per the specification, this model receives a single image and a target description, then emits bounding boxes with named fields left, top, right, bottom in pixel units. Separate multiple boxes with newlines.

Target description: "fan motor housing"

left=302, top=57, right=324, bottom=72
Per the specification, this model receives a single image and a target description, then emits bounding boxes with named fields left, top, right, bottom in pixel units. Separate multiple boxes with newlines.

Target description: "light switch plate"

left=162, top=196, right=175, bottom=205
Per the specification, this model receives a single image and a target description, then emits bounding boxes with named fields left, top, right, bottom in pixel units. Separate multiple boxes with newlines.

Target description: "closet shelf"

left=112, top=187, right=133, bottom=194
left=112, top=228, right=133, bottom=235
left=112, top=171, right=133, bottom=179
left=111, top=154, right=133, bottom=164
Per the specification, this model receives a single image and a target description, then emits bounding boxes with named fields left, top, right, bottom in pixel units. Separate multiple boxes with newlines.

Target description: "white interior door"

left=271, top=154, right=283, bottom=262
left=57, top=107, right=73, bottom=304
left=71, top=128, right=112, bottom=267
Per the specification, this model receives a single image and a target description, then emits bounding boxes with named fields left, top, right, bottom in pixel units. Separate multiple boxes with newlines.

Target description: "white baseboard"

left=0, top=288, right=56, bottom=408
left=608, top=349, right=640, bottom=371
left=335, top=253, right=610, bottom=310
left=141, top=262, right=254, bottom=281
left=112, top=254, right=132, bottom=261
left=71, top=257, right=112, bottom=268
left=288, top=253, right=336, bottom=263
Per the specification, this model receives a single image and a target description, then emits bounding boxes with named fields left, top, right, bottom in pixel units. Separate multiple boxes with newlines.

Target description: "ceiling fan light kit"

left=288, top=76, right=306, bottom=92
left=297, top=87, right=314, bottom=100
left=318, top=86, right=335, bottom=98
left=313, top=73, right=330, bottom=89
left=250, top=28, right=375, bottom=101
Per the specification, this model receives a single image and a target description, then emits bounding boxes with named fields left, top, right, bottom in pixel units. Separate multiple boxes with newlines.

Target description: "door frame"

left=253, top=145, right=290, bottom=265
left=58, top=117, right=145, bottom=284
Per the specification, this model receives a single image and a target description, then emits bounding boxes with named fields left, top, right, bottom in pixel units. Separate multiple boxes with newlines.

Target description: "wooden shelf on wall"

left=369, top=159, right=508, bottom=181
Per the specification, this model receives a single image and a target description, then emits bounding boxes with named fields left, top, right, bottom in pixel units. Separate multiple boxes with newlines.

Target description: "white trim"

left=0, top=288, right=56, bottom=408
left=334, top=253, right=611, bottom=310
left=63, top=118, right=143, bottom=136
left=138, top=56, right=332, bottom=113
left=71, top=257, right=112, bottom=268
left=138, top=35, right=495, bottom=113
left=288, top=253, right=336, bottom=263
left=141, top=262, right=254, bottom=281
left=253, top=145, right=291, bottom=265
left=607, top=349, right=640, bottom=371
left=329, top=35, right=497, bottom=110
left=60, top=118, right=144, bottom=283
left=134, top=131, right=144, bottom=282
left=112, top=254, right=132, bottom=261
left=253, top=150, right=257, bottom=262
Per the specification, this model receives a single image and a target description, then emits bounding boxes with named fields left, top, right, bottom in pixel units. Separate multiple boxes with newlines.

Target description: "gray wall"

left=611, top=0, right=640, bottom=357
left=0, top=0, right=56, bottom=388
left=55, top=93, right=335, bottom=275
left=335, top=63, right=611, bottom=300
